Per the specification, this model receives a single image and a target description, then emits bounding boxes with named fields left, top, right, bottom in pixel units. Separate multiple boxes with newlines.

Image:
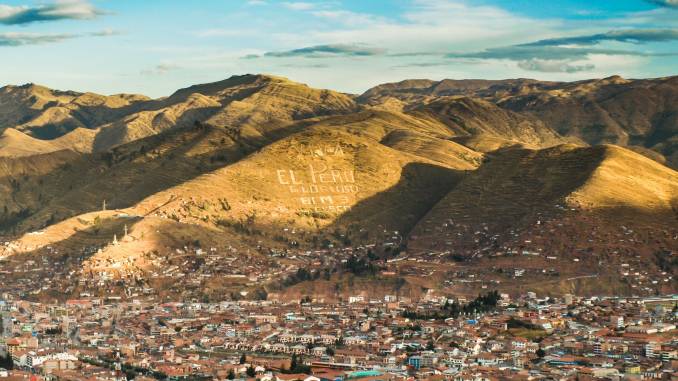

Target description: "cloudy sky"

left=1, top=0, right=678, bottom=97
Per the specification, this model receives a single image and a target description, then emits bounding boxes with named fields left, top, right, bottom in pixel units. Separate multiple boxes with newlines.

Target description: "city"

left=1, top=0, right=678, bottom=380
left=0, top=292, right=676, bottom=380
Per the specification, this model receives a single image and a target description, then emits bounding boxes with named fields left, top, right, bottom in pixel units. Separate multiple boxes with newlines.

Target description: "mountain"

left=92, top=74, right=359, bottom=152
left=361, top=75, right=678, bottom=168
left=408, top=97, right=572, bottom=149
left=0, top=74, right=676, bottom=301
left=409, top=144, right=677, bottom=249
left=0, top=83, right=149, bottom=139
left=357, top=78, right=559, bottom=105
left=500, top=76, right=678, bottom=167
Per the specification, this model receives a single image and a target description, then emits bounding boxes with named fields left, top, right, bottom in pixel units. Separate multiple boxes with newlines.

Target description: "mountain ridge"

left=0, top=74, right=676, bottom=301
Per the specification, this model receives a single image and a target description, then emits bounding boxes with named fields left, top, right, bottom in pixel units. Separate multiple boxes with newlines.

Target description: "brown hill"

left=358, top=78, right=558, bottom=105
left=408, top=97, right=572, bottom=149
left=410, top=144, right=677, bottom=241
left=0, top=83, right=149, bottom=139
left=500, top=76, right=678, bottom=167
left=91, top=74, right=358, bottom=151
left=0, top=128, right=96, bottom=157
left=407, top=144, right=677, bottom=295
left=361, top=75, right=678, bottom=168
left=0, top=74, right=676, bottom=300
left=129, top=115, right=467, bottom=239
left=0, top=84, right=79, bottom=129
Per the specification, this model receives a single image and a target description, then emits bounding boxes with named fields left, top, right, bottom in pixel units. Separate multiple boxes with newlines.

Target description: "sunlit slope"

left=358, top=78, right=558, bottom=105
left=0, top=76, right=361, bottom=233
left=90, top=74, right=359, bottom=151
left=362, top=75, right=678, bottom=168
left=7, top=122, right=266, bottom=233
left=568, top=144, right=678, bottom=214
left=92, top=93, right=223, bottom=151
left=129, top=124, right=463, bottom=238
left=380, top=129, right=482, bottom=169
left=0, top=83, right=149, bottom=138
left=0, top=128, right=96, bottom=157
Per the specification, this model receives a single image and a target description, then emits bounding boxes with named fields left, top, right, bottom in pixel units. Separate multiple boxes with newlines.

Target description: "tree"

left=246, top=365, right=256, bottom=377
left=227, top=369, right=235, bottom=380
left=290, top=354, right=298, bottom=371
left=240, top=354, right=247, bottom=364
left=536, top=348, right=546, bottom=358
left=0, top=354, right=13, bottom=370
left=252, top=288, right=268, bottom=301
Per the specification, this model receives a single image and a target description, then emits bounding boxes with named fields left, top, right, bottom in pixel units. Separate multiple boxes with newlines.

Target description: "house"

left=276, top=373, right=320, bottom=381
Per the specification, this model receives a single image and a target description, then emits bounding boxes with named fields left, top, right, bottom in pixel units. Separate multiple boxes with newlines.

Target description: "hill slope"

left=0, top=74, right=676, bottom=300
left=362, top=75, right=678, bottom=168
left=407, top=144, right=677, bottom=295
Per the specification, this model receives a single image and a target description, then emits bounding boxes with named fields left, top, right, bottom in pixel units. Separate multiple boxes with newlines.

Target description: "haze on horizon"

left=1, top=0, right=678, bottom=97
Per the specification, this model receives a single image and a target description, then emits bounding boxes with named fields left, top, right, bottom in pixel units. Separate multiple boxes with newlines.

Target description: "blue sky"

left=1, top=0, right=677, bottom=97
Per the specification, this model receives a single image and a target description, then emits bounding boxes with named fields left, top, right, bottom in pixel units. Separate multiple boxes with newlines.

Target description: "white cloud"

left=517, top=59, right=594, bottom=73
left=0, top=29, right=117, bottom=47
left=194, top=28, right=256, bottom=38
left=0, top=32, right=76, bottom=46
left=90, top=0, right=670, bottom=96
left=301, top=0, right=561, bottom=55
left=141, top=63, right=181, bottom=76
left=283, top=2, right=315, bottom=11
left=0, top=0, right=104, bottom=25
left=646, top=0, right=678, bottom=9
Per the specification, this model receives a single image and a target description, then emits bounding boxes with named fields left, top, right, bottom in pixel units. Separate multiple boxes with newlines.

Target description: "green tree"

left=0, top=354, right=13, bottom=370
left=246, top=365, right=256, bottom=377
left=290, top=354, right=298, bottom=371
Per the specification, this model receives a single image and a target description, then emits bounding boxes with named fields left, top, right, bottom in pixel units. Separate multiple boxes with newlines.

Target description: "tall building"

left=0, top=313, right=12, bottom=338
left=609, top=315, right=624, bottom=329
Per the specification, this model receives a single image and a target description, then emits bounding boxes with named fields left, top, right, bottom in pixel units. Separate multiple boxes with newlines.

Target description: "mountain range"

left=0, top=74, right=676, bottom=302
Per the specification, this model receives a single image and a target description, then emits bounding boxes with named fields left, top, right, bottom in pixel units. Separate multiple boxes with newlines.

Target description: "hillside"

left=0, top=83, right=149, bottom=139
left=0, top=128, right=96, bottom=157
left=361, top=75, right=678, bottom=168
left=0, top=74, right=676, bottom=301
left=408, top=97, right=571, bottom=149
left=407, top=144, right=677, bottom=295
left=500, top=76, right=678, bottom=167
left=130, top=113, right=469, bottom=239
left=357, top=78, right=560, bottom=106
left=92, top=74, right=359, bottom=152
left=409, top=144, right=677, bottom=243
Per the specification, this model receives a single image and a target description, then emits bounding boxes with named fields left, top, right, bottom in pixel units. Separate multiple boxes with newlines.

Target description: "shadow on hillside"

left=321, top=161, right=468, bottom=241
left=403, top=145, right=678, bottom=258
